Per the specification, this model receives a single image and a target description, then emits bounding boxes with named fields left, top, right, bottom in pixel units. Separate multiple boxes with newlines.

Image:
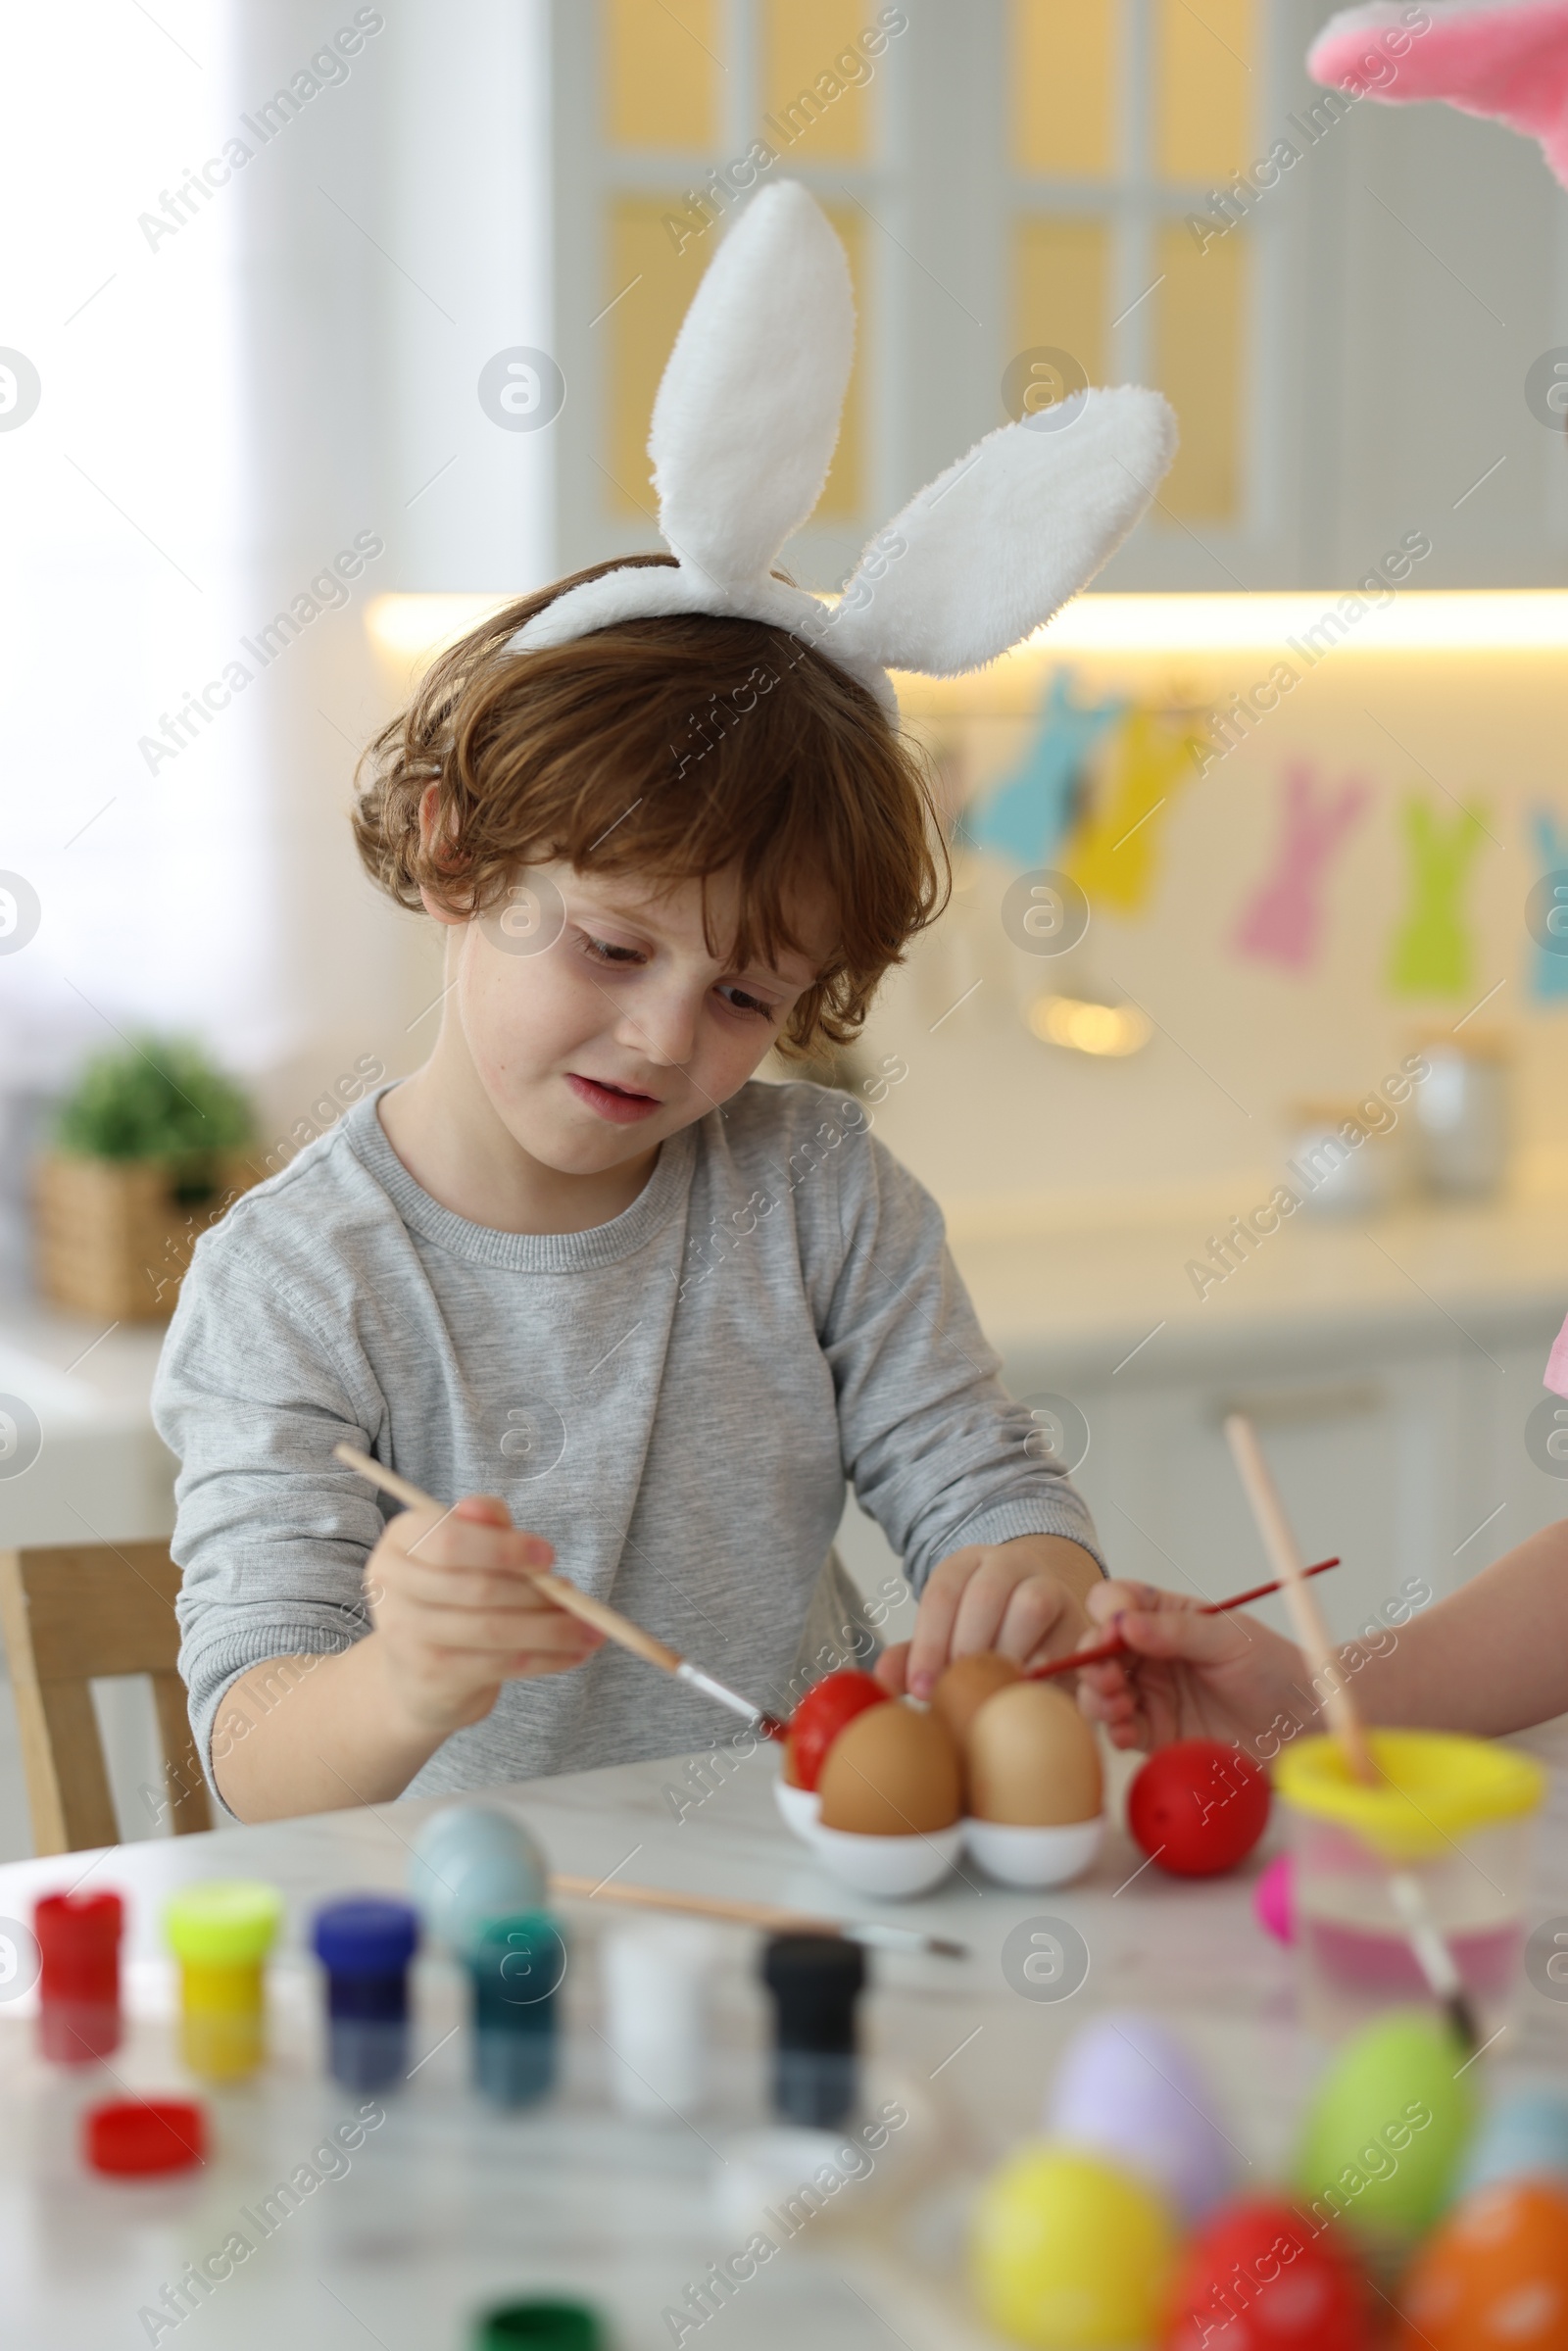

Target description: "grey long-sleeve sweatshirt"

left=152, top=1078, right=1102, bottom=1813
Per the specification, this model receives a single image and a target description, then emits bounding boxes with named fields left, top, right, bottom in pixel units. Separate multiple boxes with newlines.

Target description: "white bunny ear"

left=827, top=388, right=1177, bottom=678
left=650, top=181, right=854, bottom=588
left=512, top=184, right=1171, bottom=705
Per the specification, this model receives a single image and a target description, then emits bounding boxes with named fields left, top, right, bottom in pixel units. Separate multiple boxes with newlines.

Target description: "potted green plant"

left=35, top=1037, right=260, bottom=1320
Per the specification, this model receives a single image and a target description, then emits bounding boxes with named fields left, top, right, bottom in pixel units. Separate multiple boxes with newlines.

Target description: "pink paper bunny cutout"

left=1234, top=763, right=1371, bottom=970
left=1309, top=2, right=1568, bottom=190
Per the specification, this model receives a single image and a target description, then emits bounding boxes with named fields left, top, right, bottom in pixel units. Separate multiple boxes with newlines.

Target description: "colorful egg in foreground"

left=971, top=2143, right=1178, bottom=2348
left=784, top=1670, right=888, bottom=1791
left=1127, top=1739, right=1271, bottom=1876
left=1049, top=2012, right=1231, bottom=2223
left=816, top=1700, right=961, bottom=1835
left=1398, top=2180, right=1568, bottom=2350
left=1162, top=2197, right=1370, bottom=2351
left=1458, top=2087, right=1568, bottom=2198
left=1294, top=2010, right=1475, bottom=2241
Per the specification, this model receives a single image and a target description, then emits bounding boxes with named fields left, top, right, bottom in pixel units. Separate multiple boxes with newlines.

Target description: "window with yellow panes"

left=1009, top=0, right=1255, bottom=527
left=595, top=0, right=889, bottom=527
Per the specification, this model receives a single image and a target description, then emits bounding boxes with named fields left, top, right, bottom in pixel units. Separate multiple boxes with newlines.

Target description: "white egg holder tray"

left=774, top=1781, right=1103, bottom=1896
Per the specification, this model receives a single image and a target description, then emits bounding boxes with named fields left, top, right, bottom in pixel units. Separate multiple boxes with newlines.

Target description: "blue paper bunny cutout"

left=965, top=669, right=1125, bottom=869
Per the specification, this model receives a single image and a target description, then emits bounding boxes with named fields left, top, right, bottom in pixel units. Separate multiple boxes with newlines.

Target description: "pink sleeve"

left=1547, top=1311, right=1568, bottom=1399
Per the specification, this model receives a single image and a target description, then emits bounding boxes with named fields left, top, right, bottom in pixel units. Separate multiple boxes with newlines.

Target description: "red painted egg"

left=1127, top=1739, right=1271, bottom=1877
left=784, top=1670, right=888, bottom=1790
left=1398, top=2180, right=1568, bottom=2349
left=1163, top=2197, right=1370, bottom=2351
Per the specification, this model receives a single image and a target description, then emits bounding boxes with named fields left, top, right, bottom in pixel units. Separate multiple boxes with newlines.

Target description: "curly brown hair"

left=353, top=553, right=948, bottom=1054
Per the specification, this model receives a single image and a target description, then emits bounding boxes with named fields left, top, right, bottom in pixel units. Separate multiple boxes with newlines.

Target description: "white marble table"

left=3, top=1727, right=1568, bottom=2351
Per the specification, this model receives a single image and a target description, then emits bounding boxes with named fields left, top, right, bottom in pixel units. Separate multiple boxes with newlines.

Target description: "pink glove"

left=1546, top=1307, right=1568, bottom=1398
left=1308, top=1, right=1568, bottom=191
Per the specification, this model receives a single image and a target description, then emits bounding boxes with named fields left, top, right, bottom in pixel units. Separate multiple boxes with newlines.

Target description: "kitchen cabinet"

left=838, top=1202, right=1568, bottom=1649
left=548, top=0, right=1568, bottom=599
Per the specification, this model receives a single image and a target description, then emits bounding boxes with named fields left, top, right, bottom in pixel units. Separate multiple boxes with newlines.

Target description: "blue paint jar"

left=312, top=1896, right=420, bottom=2092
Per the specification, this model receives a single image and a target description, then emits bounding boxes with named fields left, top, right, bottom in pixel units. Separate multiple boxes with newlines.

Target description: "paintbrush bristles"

left=1223, top=1414, right=1379, bottom=1784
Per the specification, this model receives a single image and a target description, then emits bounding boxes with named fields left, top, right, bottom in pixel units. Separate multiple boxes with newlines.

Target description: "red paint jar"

left=35, top=1890, right=123, bottom=2064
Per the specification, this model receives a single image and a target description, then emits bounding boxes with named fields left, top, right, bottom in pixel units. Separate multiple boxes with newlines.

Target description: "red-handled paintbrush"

left=1027, top=1554, right=1342, bottom=1680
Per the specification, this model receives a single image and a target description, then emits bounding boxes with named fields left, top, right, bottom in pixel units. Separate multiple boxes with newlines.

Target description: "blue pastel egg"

left=1047, top=2011, right=1232, bottom=2223
left=1458, top=2087, right=1568, bottom=2196
left=407, top=1805, right=549, bottom=1955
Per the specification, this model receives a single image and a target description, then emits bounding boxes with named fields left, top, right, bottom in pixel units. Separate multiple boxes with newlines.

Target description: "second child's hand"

left=1073, top=1579, right=1313, bottom=1755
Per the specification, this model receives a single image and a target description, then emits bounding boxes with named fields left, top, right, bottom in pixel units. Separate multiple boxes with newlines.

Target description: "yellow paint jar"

left=165, top=1881, right=283, bottom=2081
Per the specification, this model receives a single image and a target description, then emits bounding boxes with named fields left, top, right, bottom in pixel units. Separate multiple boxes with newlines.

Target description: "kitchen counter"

left=947, top=1186, right=1568, bottom=1378
left=3, top=1184, right=1566, bottom=1547
left=0, top=1300, right=174, bottom=1548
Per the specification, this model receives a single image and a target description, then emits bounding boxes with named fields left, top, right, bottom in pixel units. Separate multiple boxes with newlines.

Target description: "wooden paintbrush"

left=549, top=1873, right=966, bottom=1958
left=1224, top=1413, right=1480, bottom=2053
left=332, top=1444, right=786, bottom=1739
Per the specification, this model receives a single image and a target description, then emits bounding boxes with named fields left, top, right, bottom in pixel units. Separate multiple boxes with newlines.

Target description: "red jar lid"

left=85, top=2097, right=206, bottom=2177
left=36, top=1891, right=122, bottom=1997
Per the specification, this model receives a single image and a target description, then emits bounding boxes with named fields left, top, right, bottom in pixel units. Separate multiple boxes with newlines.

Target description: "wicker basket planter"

left=34, top=1151, right=262, bottom=1322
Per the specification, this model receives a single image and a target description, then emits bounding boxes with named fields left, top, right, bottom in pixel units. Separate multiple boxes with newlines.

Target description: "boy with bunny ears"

left=154, top=183, right=1177, bottom=1820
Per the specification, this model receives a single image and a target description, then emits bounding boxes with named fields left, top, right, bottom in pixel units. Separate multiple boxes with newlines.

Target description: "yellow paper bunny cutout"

left=1062, top=709, right=1206, bottom=914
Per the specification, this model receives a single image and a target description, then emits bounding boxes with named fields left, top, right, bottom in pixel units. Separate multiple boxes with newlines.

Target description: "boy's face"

left=430, top=858, right=834, bottom=1175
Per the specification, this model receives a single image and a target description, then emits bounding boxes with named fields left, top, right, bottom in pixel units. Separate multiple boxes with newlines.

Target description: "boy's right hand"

left=365, top=1494, right=604, bottom=1737
left=1074, top=1579, right=1316, bottom=1760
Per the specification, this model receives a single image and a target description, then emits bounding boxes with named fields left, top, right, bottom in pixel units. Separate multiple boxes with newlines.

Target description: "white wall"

left=0, top=1, right=558, bottom=1253
left=867, top=646, right=1568, bottom=1223
left=225, top=0, right=558, bottom=1152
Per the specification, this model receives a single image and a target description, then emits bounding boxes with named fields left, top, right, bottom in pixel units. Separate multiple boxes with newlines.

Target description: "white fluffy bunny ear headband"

left=510, top=180, right=1177, bottom=714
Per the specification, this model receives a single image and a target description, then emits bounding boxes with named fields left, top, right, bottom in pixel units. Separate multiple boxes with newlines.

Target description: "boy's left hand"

left=874, top=1535, right=1102, bottom=1700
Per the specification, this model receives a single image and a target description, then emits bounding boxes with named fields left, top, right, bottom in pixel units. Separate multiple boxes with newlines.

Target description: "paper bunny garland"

left=511, top=181, right=1177, bottom=712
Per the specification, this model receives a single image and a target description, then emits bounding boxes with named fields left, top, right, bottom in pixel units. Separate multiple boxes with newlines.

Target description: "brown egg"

left=817, top=1701, right=963, bottom=1836
left=931, top=1651, right=1022, bottom=1745
left=963, top=1682, right=1103, bottom=1826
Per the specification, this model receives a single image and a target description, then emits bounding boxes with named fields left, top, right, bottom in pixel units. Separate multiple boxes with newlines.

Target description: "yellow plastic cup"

left=1274, top=1731, right=1545, bottom=2041
left=165, top=1881, right=283, bottom=2081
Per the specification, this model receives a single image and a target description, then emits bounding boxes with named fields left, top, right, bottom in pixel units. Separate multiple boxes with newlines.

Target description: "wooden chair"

left=0, top=1542, right=211, bottom=1855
